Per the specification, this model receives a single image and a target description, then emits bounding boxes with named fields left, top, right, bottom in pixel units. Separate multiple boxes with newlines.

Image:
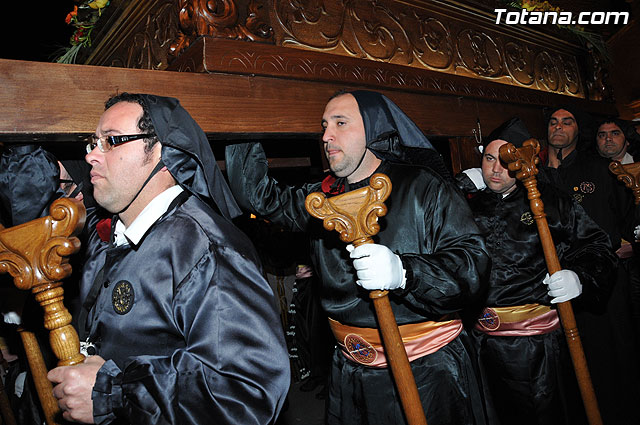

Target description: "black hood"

left=140, top=94, right=241, bottom=220
left=544, top=104, right=594, bottom=151
left=60, top=159, right=96, bottom=208
left=349, top=90, right=451, bottom=180
left=483, top=117, right=531, bottom=150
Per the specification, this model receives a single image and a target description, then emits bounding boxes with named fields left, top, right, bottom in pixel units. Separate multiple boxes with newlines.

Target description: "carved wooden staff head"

left=304, top=173, right=392, bottom=247
left=609, top=160, right=640, bottom=205
left=0, top=197, right=86, bottom=366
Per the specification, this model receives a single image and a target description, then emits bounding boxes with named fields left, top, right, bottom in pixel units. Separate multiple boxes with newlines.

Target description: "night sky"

left=2, top=1, right=77, bottom=62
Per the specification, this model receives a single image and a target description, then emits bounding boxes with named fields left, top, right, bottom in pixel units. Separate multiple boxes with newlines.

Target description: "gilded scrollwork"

left=270, top=0, right=587, bottom=96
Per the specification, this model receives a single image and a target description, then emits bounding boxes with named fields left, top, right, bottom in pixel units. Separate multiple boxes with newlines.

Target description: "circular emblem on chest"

left=520, top=212, right=534, bottom=226
left=579, top=181, right=595, bottom=194
left=477, top=308, right=500, bottom=331
left=344, top=333, right=377, bottom=365
left=112, top=280, right=134, bottom=315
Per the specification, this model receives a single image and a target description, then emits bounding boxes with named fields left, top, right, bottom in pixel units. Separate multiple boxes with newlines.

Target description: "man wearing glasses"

left=1, top=93, right=290, bottom=424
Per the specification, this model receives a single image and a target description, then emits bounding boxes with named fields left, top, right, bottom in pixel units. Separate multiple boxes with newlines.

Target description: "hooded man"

left=225, top=89, right=490, bottom=425
left=457, top=117, right=617, bottom=425
left=2, top=93, right=290, bottom=424
left=539, top=106, right=640, bottom=425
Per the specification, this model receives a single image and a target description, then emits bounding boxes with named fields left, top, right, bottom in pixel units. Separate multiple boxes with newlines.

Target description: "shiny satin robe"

left=466, top=184, right=617, bottom=425
left=540, top=148, right=640, bottom=425
left=0, top=147, right=290, bottom=425
left=226, top=142, right=491, bottom=425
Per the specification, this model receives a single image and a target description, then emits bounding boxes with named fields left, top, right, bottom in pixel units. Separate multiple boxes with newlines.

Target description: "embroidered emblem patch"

left=520, top=212, right=534, bottom=226
left=477, top=308, right=500, bottom=331
left=112, top=280, right=134, bottom=315
left=572, top=193, right=584, bottom=203
left=579, top=181, right=595, bottom=194
left=344, top=334, right=377, bottom=365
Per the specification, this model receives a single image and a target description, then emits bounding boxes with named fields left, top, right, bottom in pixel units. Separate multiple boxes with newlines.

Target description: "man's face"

left=481, top=139, right=517, bottom=195
left=547, top=109, right=579, bottom=150
left=321, top=94, right=368, bottom=180
left=596, top=122, right=628, bottom=161
left=85, top=101, right=159, bottom=214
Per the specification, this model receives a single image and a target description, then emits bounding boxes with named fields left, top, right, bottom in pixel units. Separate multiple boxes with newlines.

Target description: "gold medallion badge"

left=112, top=280, right=134, bottom=315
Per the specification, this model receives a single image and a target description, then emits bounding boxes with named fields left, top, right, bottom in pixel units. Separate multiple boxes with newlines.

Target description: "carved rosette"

left=305, top=173, right=392, bottom=245
left=271, top=0, right=588, bottom=96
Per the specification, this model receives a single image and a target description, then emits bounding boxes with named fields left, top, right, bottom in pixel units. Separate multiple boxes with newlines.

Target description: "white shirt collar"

left=621, top=152, right=634, bottom=165
left=113, top=185, right=184, bottom=247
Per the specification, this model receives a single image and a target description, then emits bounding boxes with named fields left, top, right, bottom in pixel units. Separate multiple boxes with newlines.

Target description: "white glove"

left=634, top=224, right=640, bottom=240
left=347, top=243, right=407, bottom=291
left=543, top=270, right=582, bottom=304
left=462, top=168, right=486, bottom=191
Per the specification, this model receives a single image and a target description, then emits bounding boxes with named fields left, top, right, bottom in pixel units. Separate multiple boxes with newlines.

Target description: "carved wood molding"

left=88, top=0, right=273, bottom=69
left=169, top=37, right=596, bottom=109
left=269, top=0, right=586, bottom=97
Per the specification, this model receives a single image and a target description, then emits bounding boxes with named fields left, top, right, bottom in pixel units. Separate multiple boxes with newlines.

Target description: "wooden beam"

left=0, top=58, right=616, bottom=145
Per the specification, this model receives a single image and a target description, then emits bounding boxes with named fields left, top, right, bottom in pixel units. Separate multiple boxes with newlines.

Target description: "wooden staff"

left=305, top=173, right=428, bottom=425
left=0, top=198, right=86, bottom=425
left=500, top=139, right=603, bottom=425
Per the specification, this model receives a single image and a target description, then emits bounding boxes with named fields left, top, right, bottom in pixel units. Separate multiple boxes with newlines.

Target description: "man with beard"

left=457, top=117, right=616, bottom=425
left=225, top=89, right=490, bottom=425
left=0, top=93, right=290, bottom=424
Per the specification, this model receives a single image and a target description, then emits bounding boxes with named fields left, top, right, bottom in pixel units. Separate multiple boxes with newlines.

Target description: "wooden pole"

left=18, top=330, right=61, bottom=425
left=305, top=173, right=428, bottom=425
left=0, top=198, right=87, bottom=425
left=500, top=139, right=603, bottom=425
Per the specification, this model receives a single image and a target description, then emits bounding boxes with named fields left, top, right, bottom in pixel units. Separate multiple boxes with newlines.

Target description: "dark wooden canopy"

left=1, top=0, right=637, bottom=176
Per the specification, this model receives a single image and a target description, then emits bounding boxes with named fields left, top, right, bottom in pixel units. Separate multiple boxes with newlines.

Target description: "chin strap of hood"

left=348, top=90, right=451, bottom=181
left=116, top=159, right=165, bottom=215
left=140, top=94, right=242, bottom=220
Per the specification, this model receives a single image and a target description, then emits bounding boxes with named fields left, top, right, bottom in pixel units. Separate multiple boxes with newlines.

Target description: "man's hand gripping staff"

left=305, top=173, right=427, bottom=425
left=500, top=139, right=602, bottom=425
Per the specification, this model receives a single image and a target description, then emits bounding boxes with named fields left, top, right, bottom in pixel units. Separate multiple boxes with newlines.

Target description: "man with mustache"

left=226, top=90, right=490, bottom=425
left=0, top=93, right=290, bottom=424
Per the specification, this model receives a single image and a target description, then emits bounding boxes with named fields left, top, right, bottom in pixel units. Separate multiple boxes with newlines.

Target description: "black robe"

left=226, top=142, right=490, bottom=425
left=540, top=148, right=640, bottom=425
left=0, top=146, right=290, bottom=425
left=466, top=184, right=617, bottom=425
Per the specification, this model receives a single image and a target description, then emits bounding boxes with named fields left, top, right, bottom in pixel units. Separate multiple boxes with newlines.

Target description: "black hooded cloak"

left=539, top=106, right=640, bottom=425
left=463, top=117, right=617, bottom=425
left=225, top=90, right=490, bottom=425
left=0, top=94, right=290, bottom=425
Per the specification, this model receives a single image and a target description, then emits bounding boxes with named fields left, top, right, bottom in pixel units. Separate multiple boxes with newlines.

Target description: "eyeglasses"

left=85, top=133, right=155, bottom=154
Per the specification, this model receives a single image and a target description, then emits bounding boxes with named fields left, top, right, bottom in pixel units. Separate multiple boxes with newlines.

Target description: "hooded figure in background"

left=226, top=89, right=490, bottom=425
left=461, top=116, right=617, bottom=425
left=538, top=106, right=640, bottom=425
left=3, top=93, right=290, bottom=425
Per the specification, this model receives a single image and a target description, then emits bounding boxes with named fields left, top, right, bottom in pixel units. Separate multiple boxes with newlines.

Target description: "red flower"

left=65, top=6, right=78, bottom=24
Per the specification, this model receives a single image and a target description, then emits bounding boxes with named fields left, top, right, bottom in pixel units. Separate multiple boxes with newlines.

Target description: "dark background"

left=2, top=2, right=77, bottom=62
